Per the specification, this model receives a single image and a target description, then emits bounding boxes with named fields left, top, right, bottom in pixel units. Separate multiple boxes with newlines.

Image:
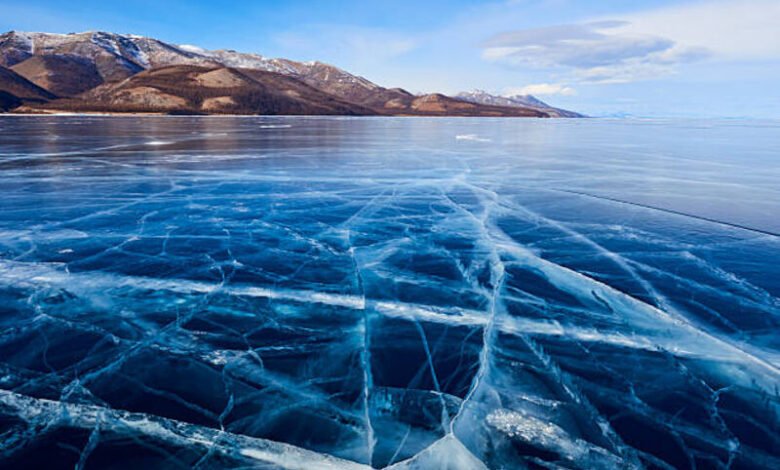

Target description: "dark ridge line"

left=555, top=189, right=780, bottom=239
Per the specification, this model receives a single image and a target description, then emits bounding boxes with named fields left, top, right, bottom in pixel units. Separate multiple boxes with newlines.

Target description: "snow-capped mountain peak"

left=455, top=89, right=582, bottom=117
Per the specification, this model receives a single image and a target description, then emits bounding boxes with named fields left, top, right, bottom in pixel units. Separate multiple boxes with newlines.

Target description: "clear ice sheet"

left=0, top=116, right=779, bottom=469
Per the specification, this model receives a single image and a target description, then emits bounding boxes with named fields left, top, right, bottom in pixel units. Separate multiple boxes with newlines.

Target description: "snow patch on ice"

left=456, top=134, right=491, bottom=143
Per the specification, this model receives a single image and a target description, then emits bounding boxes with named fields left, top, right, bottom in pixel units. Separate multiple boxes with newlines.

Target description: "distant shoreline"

left=2, top=110, right=578, bottom=118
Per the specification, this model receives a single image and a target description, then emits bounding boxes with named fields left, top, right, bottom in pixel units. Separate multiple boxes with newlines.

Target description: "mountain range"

left=0, top=31, right=582, bottom=117
left=455, top=90, right=582, bottom=118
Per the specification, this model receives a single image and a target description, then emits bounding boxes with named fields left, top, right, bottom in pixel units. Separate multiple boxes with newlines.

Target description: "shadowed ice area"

left=0, top=116, right=779, bottom=469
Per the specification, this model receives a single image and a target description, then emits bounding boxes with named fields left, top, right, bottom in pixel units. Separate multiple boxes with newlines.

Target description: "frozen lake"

left=0, top=116, right=779, bottom=469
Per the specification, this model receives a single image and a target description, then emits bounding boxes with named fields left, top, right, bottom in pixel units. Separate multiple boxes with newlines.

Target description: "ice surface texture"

left=0, top=116, right=779, bottom=469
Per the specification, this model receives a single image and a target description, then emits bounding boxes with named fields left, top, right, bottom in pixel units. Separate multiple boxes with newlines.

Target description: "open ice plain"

left=0, top=116, right=779, bottom=469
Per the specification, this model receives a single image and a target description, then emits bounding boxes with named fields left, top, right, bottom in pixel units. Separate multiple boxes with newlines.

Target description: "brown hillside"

left=11, top=55, right=103, bottom=96
left=38, top=65, right=376, bottom=115
left=0, top=66, right=56, bottom=110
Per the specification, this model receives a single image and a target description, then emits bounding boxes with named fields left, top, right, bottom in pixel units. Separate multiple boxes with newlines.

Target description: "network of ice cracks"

left=0, top=117, right=779, bottom=469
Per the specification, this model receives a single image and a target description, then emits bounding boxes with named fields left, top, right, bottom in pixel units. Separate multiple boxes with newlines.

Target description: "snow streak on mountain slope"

left=0, top=30, right=581, bottom=117
left=0, top=31, right=380, bottom=93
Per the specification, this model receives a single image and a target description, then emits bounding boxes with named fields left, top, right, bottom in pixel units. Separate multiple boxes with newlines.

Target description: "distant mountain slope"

left=387, top=93, right=549, bottom=117
left=456, top=90, right=583, bottom=118
left=0, top=31, right=382, bottom=97
left=0, top=65, right=56, bottom=110
left=0, top=66, right=56, bottom=100
left=1, top=30, right=583, bottom=117
left=2, top=32, right=137, bottom=82
left=146, top=50, right=552, bottom=116
left=256, top=62, right=549, bottom=116
left=10, top=55, right=102, bottom=96
left=39, top=65, right=374, bottom=115
left=0, top=31, right=425, bottom=113
left=0, top=91, right=22, bottom=111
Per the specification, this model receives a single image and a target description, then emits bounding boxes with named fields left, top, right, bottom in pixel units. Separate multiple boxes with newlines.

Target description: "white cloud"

left=482, top=20, right=701, bottom=83
left=504, top=83, right=576, bottom=96
left=613, top=0, right=780, bottom=61
left=481, top=0, right=780, bottom=84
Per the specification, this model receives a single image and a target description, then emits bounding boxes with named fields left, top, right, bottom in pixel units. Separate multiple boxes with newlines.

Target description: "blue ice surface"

left=0, top=116, right=778, bottom=469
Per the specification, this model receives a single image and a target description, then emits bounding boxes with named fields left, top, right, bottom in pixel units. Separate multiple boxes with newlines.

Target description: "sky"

left=2, top=0, right=780, bottom=117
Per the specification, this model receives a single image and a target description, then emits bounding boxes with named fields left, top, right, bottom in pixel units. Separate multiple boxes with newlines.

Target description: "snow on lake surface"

left=0, top=116, right=779, bottom=469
